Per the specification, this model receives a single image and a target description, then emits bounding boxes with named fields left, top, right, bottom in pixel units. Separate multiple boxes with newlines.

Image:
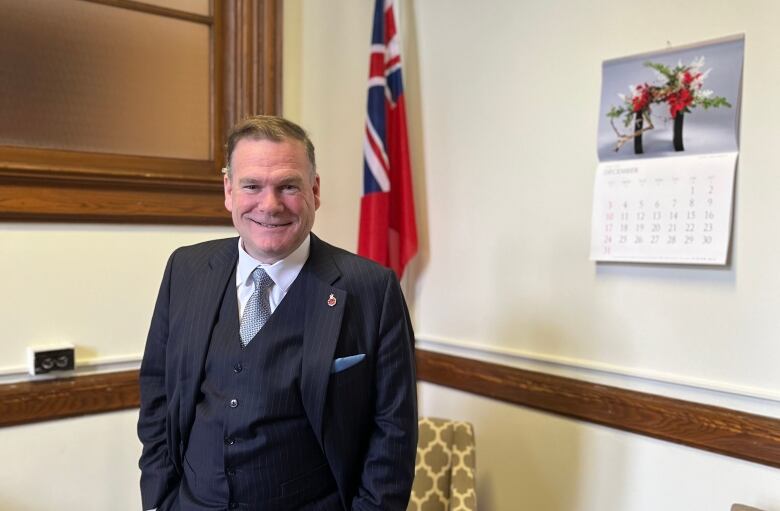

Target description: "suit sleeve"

left=351, top=271, right=418, bottom=511
left=137, top=252, right=180, bottom=510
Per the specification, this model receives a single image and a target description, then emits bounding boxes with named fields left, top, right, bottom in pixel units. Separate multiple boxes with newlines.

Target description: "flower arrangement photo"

left=606, top=57, right=731, bottom=154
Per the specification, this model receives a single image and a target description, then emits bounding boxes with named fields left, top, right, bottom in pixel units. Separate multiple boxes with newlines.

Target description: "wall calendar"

left=590, top=35, right=743, bottom=265
left=591, top=153, right=736, bottom=264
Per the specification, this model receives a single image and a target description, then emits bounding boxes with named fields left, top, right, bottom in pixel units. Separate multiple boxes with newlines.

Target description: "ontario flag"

left=358, top=0, right=418, bottom=279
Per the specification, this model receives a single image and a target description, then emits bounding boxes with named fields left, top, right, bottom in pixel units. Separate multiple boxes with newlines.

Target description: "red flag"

left=358, top=0, right=418, bottom=278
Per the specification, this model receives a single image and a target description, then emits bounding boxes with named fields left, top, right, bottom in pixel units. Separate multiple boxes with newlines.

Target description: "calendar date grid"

left=599, top=175, right=719, bottom=254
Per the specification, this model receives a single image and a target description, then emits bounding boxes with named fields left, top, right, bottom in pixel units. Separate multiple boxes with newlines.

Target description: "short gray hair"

left=223, top=115, right=316, bottom=179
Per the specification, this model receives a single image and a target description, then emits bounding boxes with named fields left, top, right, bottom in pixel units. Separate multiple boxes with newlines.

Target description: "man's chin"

left=243, top=238, right=297, bottom=263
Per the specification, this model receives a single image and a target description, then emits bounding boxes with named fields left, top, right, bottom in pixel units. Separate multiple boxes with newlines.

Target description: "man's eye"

left=243, top=185, right=258, bottom=190
left=281, top=185, right=298, bottom=192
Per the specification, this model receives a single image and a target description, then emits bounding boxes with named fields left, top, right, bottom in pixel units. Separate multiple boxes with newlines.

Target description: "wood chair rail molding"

left=0, top=371, right=140, bottom=427
left=416, top=350, right=780, bottom=469
left=2, top=350, right=779, bottom=471
left=0, top=0, right=282, bottom=225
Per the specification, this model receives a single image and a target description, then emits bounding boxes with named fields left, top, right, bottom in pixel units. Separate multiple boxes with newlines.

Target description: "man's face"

left=224, top=138, right=320, bottom=263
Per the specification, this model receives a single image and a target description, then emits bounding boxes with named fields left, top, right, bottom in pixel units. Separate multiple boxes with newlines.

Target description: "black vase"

left=673, top=113, right=685, bottom=151
left=634, top=112, right=644, bottom=154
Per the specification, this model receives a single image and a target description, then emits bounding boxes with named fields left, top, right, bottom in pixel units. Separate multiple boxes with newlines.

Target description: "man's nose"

left=257, top=190, right=283, bottom=213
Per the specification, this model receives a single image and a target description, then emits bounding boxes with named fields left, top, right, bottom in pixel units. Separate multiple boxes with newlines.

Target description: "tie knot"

left=251, top=267, right=274, bottom=291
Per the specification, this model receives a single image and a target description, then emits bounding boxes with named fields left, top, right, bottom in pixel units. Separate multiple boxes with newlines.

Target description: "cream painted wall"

left=286, top=0, right=780, bottom=401
left=0, top=410, right=142, bottom=510
left=401, top=0, right=780, bottom=396
left=0, top=225, right=235, bottom=374
left=3, top=0, right=780, bottom=510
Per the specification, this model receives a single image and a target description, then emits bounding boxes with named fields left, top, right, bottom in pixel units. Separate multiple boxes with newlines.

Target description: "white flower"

left=690, top=56, right=705, bottom=70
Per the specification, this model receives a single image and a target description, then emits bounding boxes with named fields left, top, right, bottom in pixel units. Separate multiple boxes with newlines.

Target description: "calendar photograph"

left=597, top=36, right=744, bottom=162
left=590, top=35, right=744, bottom=265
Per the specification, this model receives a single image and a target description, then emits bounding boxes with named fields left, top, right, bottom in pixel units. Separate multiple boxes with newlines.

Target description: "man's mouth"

left=250, top=219, right=292, bottom=228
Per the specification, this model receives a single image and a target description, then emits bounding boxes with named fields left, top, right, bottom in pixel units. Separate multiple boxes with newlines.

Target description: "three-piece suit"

left=138, top=234, right=417, bottom=510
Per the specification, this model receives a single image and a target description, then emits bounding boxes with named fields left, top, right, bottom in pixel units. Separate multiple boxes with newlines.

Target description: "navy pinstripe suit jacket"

left=138, top=234, right=417, bottom=510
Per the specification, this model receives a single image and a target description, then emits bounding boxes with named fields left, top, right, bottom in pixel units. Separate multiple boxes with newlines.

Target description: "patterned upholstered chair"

left=407, top=417, right=477, bottom=511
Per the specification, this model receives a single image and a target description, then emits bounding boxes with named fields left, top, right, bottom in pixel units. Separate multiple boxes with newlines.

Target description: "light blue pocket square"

left=331, top=354, right=365, bottom=374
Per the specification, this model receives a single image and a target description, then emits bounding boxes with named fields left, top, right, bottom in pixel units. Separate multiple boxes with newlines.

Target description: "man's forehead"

left=230, top=138, right=315, bottom=181
left=236, top=169, right=306, bottom=183
left=232, top=138, right=306, bottom=163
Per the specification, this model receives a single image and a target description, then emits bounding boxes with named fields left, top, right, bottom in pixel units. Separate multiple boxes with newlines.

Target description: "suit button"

left=233, top=363, right=242, bottom=373
left=224, top=436, right=235, bottom=446
left=226, top=468, right=236, bottom=476
left=229, top=502, right=239, bottom=509
left=229, top=399, right=238, bottom=408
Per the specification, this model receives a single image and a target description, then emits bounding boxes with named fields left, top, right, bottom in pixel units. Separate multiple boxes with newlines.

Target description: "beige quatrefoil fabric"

left=406, top=417, right=477, bottom=511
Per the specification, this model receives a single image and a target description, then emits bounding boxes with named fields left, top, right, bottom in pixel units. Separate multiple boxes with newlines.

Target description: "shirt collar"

left=236, top=234, right=311, bottom=293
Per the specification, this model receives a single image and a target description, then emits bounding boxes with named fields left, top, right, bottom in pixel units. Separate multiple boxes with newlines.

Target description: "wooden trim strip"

left=0, top=146, right=218, bottom=184
left=0, top=180, right=230, bottom=224
left=81, top=0, right=213, bottom=25
left=222, top=0, right=282, bottom=122
left=416, top=350, right=780, bottom=469
left=0, top=371, right=140, bottom=428
left=2, top=351, right=778, bottom=471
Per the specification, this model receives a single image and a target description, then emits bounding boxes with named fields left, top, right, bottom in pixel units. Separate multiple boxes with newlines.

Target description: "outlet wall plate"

left=27, top=344, right=76, bottom=375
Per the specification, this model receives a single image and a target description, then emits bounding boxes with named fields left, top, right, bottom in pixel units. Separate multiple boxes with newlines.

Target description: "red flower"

left=631, top=84, right=650, bottom=113
left=682, top=71, right=701, bottom=86
left=667, top=88, right=693, bottom=118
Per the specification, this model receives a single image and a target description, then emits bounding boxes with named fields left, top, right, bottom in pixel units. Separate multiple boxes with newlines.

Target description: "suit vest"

left=179, top=268, right=340, bottom=510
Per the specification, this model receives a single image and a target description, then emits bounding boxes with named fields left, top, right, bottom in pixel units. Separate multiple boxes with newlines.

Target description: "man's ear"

left=312, top=174, right=321, bottom=210
left=224, top=174, right=234, bottom=212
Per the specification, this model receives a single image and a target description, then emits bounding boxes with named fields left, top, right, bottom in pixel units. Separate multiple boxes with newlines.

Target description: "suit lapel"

left=180, top=239, right=237, bottom=431
left=300, top=234, right=346, bottom=445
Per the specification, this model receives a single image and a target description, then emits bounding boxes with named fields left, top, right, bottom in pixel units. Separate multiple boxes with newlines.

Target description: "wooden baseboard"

left=1, top=351, right=779, bottom=471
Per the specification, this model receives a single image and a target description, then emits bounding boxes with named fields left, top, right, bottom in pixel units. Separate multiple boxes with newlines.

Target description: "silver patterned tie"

left=239, top=267, right=274, bottom=347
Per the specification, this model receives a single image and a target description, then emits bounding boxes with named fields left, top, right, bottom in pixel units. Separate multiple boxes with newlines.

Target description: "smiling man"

left=138, top=116, right=417, bottom=511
